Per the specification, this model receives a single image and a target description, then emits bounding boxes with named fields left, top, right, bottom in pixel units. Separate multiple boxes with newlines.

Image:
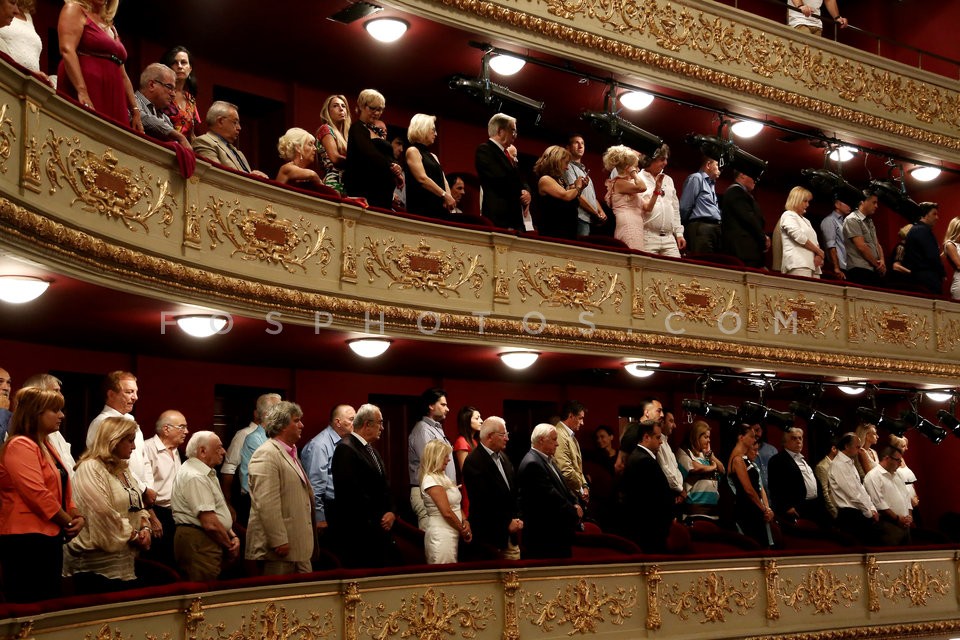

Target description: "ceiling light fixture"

left=488, top=54, right=525, bottom=76
left=0, top=275, right=50, bottom=303
left=910, top=166, right=941, bottom=182
left=624, top=360, right=660, bottom=378
left=828, top=146, right=858, bottom=162
left=176, top=314, right=229, bottom=338
left=618, top=90, right=654, bottom=111
left=364, top=18, right=408, bottom=43
left=499, top=350, right=539, bottom=370
left=731, top=120, right=763, bottom=138
left=925, top=390, right=954, bottom=403
left=838, top=383, right=866, bottom=395
left=347, top=337, right=392, bottom=358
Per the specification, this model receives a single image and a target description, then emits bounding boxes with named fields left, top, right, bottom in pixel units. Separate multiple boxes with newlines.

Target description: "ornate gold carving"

left=778, top=565, right=860, bottom=614
left=362, top=237, right=487, bottom=298
left=867, top=554, right=881, bottom=612
left=0, top=103, right=15, bottom=174
left=879, top=562, right=950, bottom=607
left=935, top=310, right=960, bottom=352
left=42, top=130, right=175, bottom=234
left=632, top=285, right=644, bottom=319
left=341, top=244, right=357, bottom=282
left=185, top=597, right=204, bottom=640
left=197, top=601, right=334, bottom=640
left=763, top=559, right=780, bottom=620
left=745, top=619, right=960, bottom=640
left=852, top=306, right=929, bottom=348
left=343, top=582, right=361, bottom=640
left=84, top=625, right=128, bottom=640
left=502, top=571, right=520, bottom=640
left=8, top=621, right=33, bottom=640
left=144, top=634, right=171, bottom=640
left=358, top=586, right=493, bottom=640
left=183, top=202, right=202, bottom=249
left=514, top=259, right=624, bottom=311
left=494, top=268, right=511, bottom=304
left=754, top=293, right=842, bottom=338
left=519, top=577, right=636, bottom=634
left=662, top=571, right=758, bottom=623
left=646, top=278, right=740, bottom=326
left=644, top=564, right=662, bottom=630
left=202, top=198, right=335, bottom=274
left=22, top=102, right=41, bottom=192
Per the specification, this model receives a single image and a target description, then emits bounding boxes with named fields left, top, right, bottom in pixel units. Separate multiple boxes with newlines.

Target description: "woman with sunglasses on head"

left=343, top=89, right=403, bottom=209
left=64, top=416, right=152, bottom=593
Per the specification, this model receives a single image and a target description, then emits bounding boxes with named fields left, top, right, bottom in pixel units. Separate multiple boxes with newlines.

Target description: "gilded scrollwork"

left=341, top=244, right=357, bottom=282
left=42, top=129, right=175, bottom=234
left=343, top=582, right=361, bottom=640
left=514, top=259, right=624, bottom=312
left=196, top=602, right=335, bottom=640
left=185, top=597, right=205, bottom=640
left=183, top=202, right=202, bottom=249
left=778, top=566, right=860, bottom=614
left=502, top=571, right=520, bottom=640
left=763, top=559, right=780, bottom=620
left=646, top=278, right=740, bottom=328
left=879, top=562, right=950, bottom=607
left=754, top=293, right=842, bottom=338
left=867, top=555, right=880, bottom=613
left=362, top=237, right=487, bottom=298
left=84, top=625, right=128, bottom=640
left=23, top=103, right=42, bottom=192
left=935, top=310, right=960, bottom=352
left=644, top=565, right=662, bottom=630
left=519, top=578, right=637, bottom=634
left=662, top=572, right=758, bottom=623
left=632, top=285, right=644, bottom=319
left=0, top=103, right=15, bottom=174
left=851, top=306, right=930, bottom=348
left=202, top=197, right=334, bottom=275
left=357, top=587, right=494, bottom=640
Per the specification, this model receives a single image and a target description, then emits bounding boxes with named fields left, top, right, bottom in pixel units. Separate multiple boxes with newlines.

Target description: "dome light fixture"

left=828, top=146, right=858, bottom=163
left=925, top=390, right=954, bottom=403
left=488, top=54, right=525, bottom=76
left=0, top=275, right=50, bottom=303
left=176, top=314, right=229, bottom=338
left=731, top=120, right=764, bottom=138
left=618, top=90, right=654, bottom=111
left=499, top=350, right=539, bottom=370
left=910, top=166, right=941, bottom=182
left=838, top=383, right=867, bottom=396
left=347, top=337, right=392, bottom=358
left=624, top=360, right=660, bottom=378
left=364, top=18, right=409, bottom=43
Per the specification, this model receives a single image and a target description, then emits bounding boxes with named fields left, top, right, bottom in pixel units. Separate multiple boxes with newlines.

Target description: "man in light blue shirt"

left=820, top=198, right=850, bottom=279
left=408, top=388, right=454, bottom=528
left=563, top=134, right=606, bottom=236
left=680, top=156, right=722, bottom=254
left=239, top=424, right=268, bottom=495
left=300, top=404, right=355, bottom=535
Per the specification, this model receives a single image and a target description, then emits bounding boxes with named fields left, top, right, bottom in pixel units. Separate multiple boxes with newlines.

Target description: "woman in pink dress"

left=602, top=145, right=647, bottom=250
left=57, top=0, right=142, bottom=132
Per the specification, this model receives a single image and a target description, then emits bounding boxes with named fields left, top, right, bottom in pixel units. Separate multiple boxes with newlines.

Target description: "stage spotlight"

left=902, top=410, right=947, bottom=444
left=581, top=111, right=663, bottom=156
left=856, top=406, right=909, bottom=436
left=739, top=402, right=794, bottom=428
left=682, top=399, right=739, bottom=422
left=790, top=402, right=841, bottom=435
left=937, top=410, right=960, bottom=437
left=856, top=406, right=882, bottom=424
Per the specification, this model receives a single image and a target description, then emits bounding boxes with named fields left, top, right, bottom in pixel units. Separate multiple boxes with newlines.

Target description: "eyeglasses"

left=165, top=423, right=188, bottom=431
left=153, top=80, right=176, bottom=92
left=366, top=105, right=385, bottom=112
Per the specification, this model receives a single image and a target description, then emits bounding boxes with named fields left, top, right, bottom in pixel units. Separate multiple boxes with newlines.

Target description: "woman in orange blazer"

left=0, top=387, right=85, bottom=602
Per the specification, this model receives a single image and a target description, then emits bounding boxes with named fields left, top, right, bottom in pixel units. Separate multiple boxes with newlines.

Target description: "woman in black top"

left=343, top=89, right=402, bottom=209
left=404, top=113, right=456, bottom=219
left=532, top=145, right=587, bottom=239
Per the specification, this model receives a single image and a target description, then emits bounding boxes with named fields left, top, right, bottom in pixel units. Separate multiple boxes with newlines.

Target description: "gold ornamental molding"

left=0, top=102, right=15, bottom=174
left=514, top=259, right=624, bottom=312
left=746, top=619, right=960, bottom=640
left=518, top=577, right=637, bottom=634
left=84, top=625, right=129, bottom=640
left=851, top=306, right=930, bottom=348
left=662, top=572, right=758, bottom=623
left=646, top=277, right=741, bottom=328
left=185, top=597, right=205, bottom=640
left=644, top=565, right=663, bottom=630
left=935, top=310, right=960, bottom=352
left=357, top=587, right=494, bottom=640
left=343, top=582, right=362, bottom=640
left=878, top=562, right=950, bottom=607
left=42, top=129, right=175, bottom=234
left=502, top=571, right=521, bottom=640
left=197, top=197, right=335, bottom=275
left=753, top=293, right=842, bottom=339
left=763, top=559, right=780, bottom=621
left=362, top=237, right=487, bottom=298
left=194, top=601, right=335, bottom=640
left=778, top=566, right=860, bottom=614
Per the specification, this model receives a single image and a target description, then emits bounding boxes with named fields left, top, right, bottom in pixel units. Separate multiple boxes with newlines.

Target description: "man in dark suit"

left=767, top=426, right=823, bottom=525
left=902, top=202, right=944, bottom=294
left=462, top=416, right=523, bottom=559
left=620, top=420, right=674, bottom=552
left=330, top=403, right=399, bottom=568
left=475, top=113, right=530, bottom=230
left=517, top=423, right=582, bottom=559
left=720, top=169, right=768, bottom=268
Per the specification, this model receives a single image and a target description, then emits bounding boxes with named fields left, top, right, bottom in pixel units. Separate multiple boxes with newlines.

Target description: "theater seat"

left=391, top=518, right=427, bottom=566
left=135, top=557, right=182, bottom=586
left=572, top=531, right=643, bottom=559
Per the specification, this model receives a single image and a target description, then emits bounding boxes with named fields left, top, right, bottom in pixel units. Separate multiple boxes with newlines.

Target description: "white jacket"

left=779, top=210, right=821, bottom=274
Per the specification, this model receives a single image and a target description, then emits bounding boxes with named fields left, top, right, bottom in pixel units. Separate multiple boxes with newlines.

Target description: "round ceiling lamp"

left=828, top=146, right=858, bottom=163
left=838, top=383, right=866, bottom=395
left=618, top=90, right=654, bottom=111
left=347, top=338, right=392, bottom=358
left=488, top=54, right=525, bottom=76
left=364, top=18, right=409, bottom=43
left=731, top=120, right=763, bottom=138
left=0, top=275, right=50, bottom=303
left=624, top=360, right=660, bottom=378
left=176, top=314, right=229, bottom=338
left=499, top=350, right=539, bottom=370
left=925, top=390, right=954, bottom=403
left=910, top=166, right=941, bottom=182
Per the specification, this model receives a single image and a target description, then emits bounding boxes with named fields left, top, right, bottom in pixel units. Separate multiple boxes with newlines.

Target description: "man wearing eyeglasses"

left=143, top=410, right=190, bottom=566
left=863, top=445, right=913, bottom=546
left=134, top=63, right=192, bottom=150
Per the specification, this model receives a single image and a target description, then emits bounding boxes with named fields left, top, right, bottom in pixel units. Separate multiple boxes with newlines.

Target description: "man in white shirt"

left=144, top=410, right=189, bottom=565
left=786, top=0, right=848, bottom=36
left=829, top=432, right=882, bottom=545
left=768, top=427, right=822, bottom=525
left=657, top=408, right=686, bottom=504
left=863, top=445, right=913, bottom=546
left=639, top=144, right=684, bottom=257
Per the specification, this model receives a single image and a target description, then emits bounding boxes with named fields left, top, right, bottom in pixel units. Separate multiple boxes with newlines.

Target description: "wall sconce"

left=488, top=54, right=525, bottom=76
left=499, top=350, right=539, bottom=370
left=0, top=275, right=50, bottom=303
left=364, top=18, right=408, bottom=43
left=176, top=314, right=229, bottom=338
left=624, top=360, right=660, bottom=378
left=347, top=338, right=392, bottom=358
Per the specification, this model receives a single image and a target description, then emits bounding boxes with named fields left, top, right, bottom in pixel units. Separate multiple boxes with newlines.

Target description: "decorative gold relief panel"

left=851, top=305, right=930, bottom=349
left=0, top=102, right=16, bottom=175
left=362, top=237, right=487, bottom=298
left=357, top=586, right=494, bottom=640
left=194, top=601, right=335, bottom=640
left=514, top=259, right=625, bottom=312
left=778, top=566, right=860, bottom=614
left=22, top=101, right=42, bottom=192
left=662, top=571, right=758, bottom=623
left=646, top=277, right=741, bottom=331
left=878, top=561, right=950, bottom=607
left=519, top=577, right=637, bottom=635
left=752, top=292, right=843, bottom=339
left=935, top=309, right=960, bottom=352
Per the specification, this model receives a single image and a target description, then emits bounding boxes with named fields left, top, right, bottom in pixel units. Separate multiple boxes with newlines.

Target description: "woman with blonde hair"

left=275, top=127, right=325, bottom=190
left=854, top=422, right=879, bottom=479
left=316, top=94, right=350, bottom=194
left=677, top=420, right=724, bottom=521
left=419, top=439, right=471, bottom=563
left=533, top=145, right=587, bottom=240
left=404, top=113, right=456, bottom=219
left=777, top=186, right=824, bottom=277
left=602, top=145, right=647, bottom=250
left=941, top=216, right=960, bottom=300
left=0, top=388, right=83, bottom=602
left=343, top=89, right=403, bottom=209
left=64, top=416, right=152, bottom=593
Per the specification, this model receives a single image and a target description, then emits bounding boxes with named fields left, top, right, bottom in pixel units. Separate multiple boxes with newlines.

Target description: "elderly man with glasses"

left=143, top=410, right=189, bottom=566
left=134, top=63, right=192, bottom=150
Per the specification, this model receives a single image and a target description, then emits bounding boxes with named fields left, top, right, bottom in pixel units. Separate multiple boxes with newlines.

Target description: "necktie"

left=492, top=452, right=509, bottom=487
left=366, top=444, right=383, bottom=475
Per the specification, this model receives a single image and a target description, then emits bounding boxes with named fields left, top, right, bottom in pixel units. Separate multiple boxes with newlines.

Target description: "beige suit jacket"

left=553, top=422, right=586, bottom=494
left=193, top=132, right=253, bottom=173
left=245, top=439, right=315, bottom=563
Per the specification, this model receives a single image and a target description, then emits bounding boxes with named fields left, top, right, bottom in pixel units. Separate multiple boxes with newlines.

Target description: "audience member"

left=728, top=425, right=775, bottom=547
left=903, top=202, right=944, bottom=295
left=331, top=403, right=399, bottom=568
left=602, top=144, right=646, bottom=250
left=275, top=127, right=324, bottom=190
left=56, top=0, right=142, bottom=131
left=621, top=420, right=675, bottom=552
left=134, top=63, right=192, bottom=149
left=245, top=401, right=314, bottom=576
left=863, top=445, right=912, bottom=545
left=452, top=405, right=481, bottom=482
left=842, top=191, right=884, bottom=286
left=829, top=432, right=881, bottom=544
left=408, top=388, right=454, bottom=529
left=159, top=46, right=200, bottom=139
left=657, top=407, right=685, bottom=506
left=462, top=417, right=522, bottom=560
left=943, top=217, right=960, bottom=301
left=419, top=440, right=471, bottom=563
left=65, top=416, right=152, bottom=593
left=553, top=400, right=589, bottom=504
left=172, top=431, right=239, bottom=581
left=767, top=427, right=822, bottom=525
left=239, top=404, right=271, bottom=503
left=0, top=0, right=49, bottom=83
left=447, top=173, right=466, bottom=214
left=404, top=113, right=457, bottom=219
left=300, top=404, right=355, bottom=536
left=564, top=134, right=605, bottom=236
left=193, top=101, right=268, bottom=177
left=0, top=366, right=10, bottom=437
left=532, top=145, right=587, bottom=240
left=814, top=440, right=839, bottom=520
left=475, top=113, right=530, bottom=230
left=316, top=94, right=350, bottom=194
left=220, top=393, right=281, bottom=528
left=890, top=435, right=919, bottom=509
left=677, top=420, right=724, bottom=521
left=142, top=410, right=188, bottom=566
left=19, top=374, right=75, bottom=473
left=343, top=89, right=402, bottom=209
left=639, top=144, right=683, bottom=257
left=615, top=397, right=664, bottom=473
left=517, top=424, right=582, bottom=559
left=887, top=223, right=913, bottom=291
left=786, top=0, right=848, bottom=36
left=0, top=388, right=83, bottom=602
left=776, top=186, right=824, bottom=277
left=855, top=422, right=879, bottom=479
left=753, top=423, right=778, bottom=490
left=591, top=425, right=618, bottom=478
left=820, top=198, right=850, bottom=279
left=721, top=170, right=767, bottom=267
left=390, top=132, right=406, bottom=211
left=680, top=156, right=722, bottom=254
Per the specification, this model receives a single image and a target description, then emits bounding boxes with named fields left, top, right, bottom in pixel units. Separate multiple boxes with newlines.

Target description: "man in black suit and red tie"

left=331, top=403, right=399, bottom=568
left=768, top=426, right=823, bottom=526
left=517, top=423, right=582, bottom=559
left=475, top=113, right=531, bottom=231
left=462, top=416, right=523, bottom=560
left=621, top=420, right=675, bottom=552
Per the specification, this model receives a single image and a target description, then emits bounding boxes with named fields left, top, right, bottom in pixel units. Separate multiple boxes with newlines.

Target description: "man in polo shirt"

left=842, top=191, right=885, bottom=287
left=564, top=134, right=606, bottom=236
left=135, top=63, right=191, bottom=149
left=820, top=197, right=851, bottom=279
left=680, top=156, right=722, bottom=254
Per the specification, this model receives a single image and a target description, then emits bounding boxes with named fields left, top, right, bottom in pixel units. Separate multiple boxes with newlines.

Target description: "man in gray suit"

left=193, top=101, right=268, bottom=178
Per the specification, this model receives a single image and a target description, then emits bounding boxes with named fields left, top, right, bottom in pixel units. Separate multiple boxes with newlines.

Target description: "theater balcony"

left=1, top=0, right=959, bottom=638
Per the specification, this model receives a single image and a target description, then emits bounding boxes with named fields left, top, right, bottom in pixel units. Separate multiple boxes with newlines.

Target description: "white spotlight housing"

left=911, top=166, right=941, bottom=182
left=624, top=360, right=660, bottom=378
left=0, top=275, right=49, bottom=303
left=731, top=120, right=764, bottom=138
left=499, top=350, right=539, bottom=370
left=619, top=90, right=654, bottom=111
left=488, top=54, right=525, bottom=76
left=176, top=315, right=229, bottom=338
left=347, top=338, right=392, bottom=358
left=364, top=18, right=408, bottom=43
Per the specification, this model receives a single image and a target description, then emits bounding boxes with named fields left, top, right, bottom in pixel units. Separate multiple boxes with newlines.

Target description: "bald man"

left=143, top=409, right=190, bottom=565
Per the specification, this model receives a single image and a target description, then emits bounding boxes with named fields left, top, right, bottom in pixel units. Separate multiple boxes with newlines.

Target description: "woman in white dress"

left=418, top=439, right=471, bottom=564
left=777, top=186, right=825, bottom=278
left=941, top=216, right=960, bottom=301
left=0, top=0, right=50, bottom=84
